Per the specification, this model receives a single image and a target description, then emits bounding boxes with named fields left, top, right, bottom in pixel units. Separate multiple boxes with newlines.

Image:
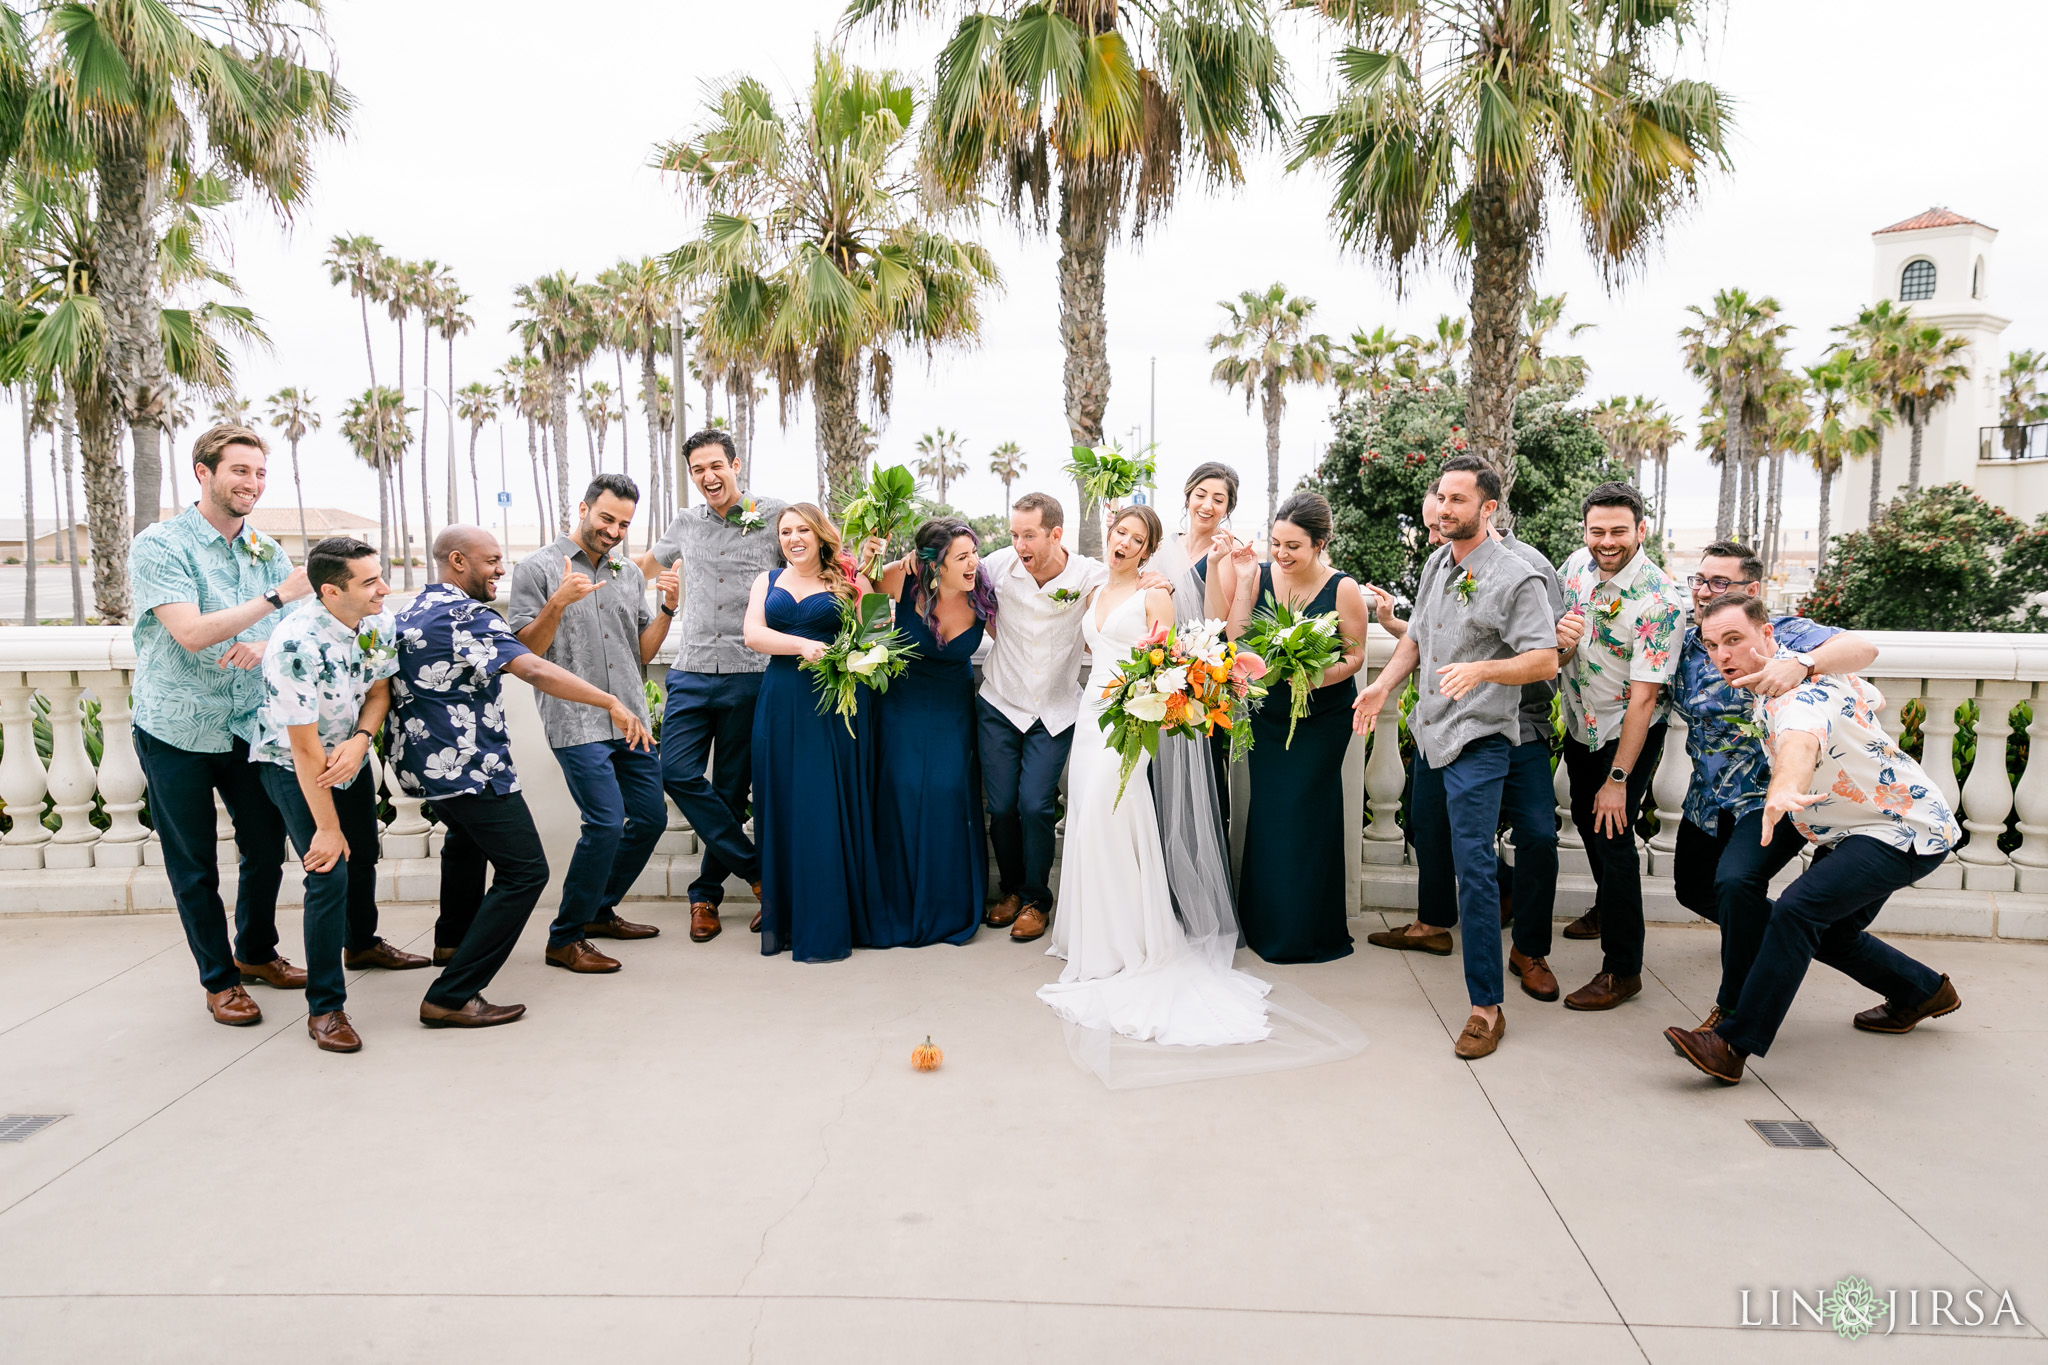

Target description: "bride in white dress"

left=1037, top=506, right=1275, bottom=1049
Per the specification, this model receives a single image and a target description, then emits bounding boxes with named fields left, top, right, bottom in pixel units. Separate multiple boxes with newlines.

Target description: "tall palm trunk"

left=1057, top=165, right=1112, bottom=557
left=641, top=345, right=662, bottom=542
left=1867, top=436, right=1885, bottom=525
left=74, top=382, right=128, bottom=622
left=812, top=343, right=863, bottom=515
left=419, top=316, right=434, bottom=564
left=355, top=294, right=388, bottom=575
left=1762, top=445, right=1784, bottom=576
left=394, top=456, right=413, bottom=586
left=289, top=436, right=308, bottom=557
left=97, top=148, right=170, bottom=540
left=166, top=422, right=180, bottom=507
left=466, top=422, right=483, bottom=526
left=1907, top=404, right=1927, bottom=494
left=375, top=456, right=391, bottom=575
left=1816, top=463, right=1835, bottom=575
left=550, top=376, right=572, bottom=532
left=1466, top=176, right=1537, bottom=514
left=527, top=417, right=546, bottom=546
left=579, top=365, right=597, bottom=479
left=58, top=392, right=84, bottom=624
left=446, top=335, right=459, bottom=530
left=614, top=350, right=631, bottom=479
left=1261, top=367, right=1285, bottom=527
left=20, top=393, right=36, bottom=627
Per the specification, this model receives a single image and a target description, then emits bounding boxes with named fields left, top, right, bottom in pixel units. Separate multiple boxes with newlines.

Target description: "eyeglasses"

left=1688, top=574, right=1759, bottom=594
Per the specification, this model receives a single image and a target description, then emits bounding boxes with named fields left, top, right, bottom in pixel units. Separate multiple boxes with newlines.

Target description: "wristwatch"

left=660, top=601, right=678, bottom=618
left=262, top=588, right=285, bottom=612
left=1607, top=765, right=1629, bottom=784
left=351, top=728, right=374, bottom=743
left=1793, top=651, right=1817, bottom=678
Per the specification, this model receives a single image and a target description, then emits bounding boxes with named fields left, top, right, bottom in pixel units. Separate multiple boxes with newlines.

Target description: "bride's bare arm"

left=1144, top=587, right=1175, bottom=635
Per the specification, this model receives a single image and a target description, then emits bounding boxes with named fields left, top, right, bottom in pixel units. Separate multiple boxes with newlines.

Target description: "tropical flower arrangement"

left=802, top=591, right=919, bottom=734
left=1064, top=443, right=1158, bottom=509
left=839, top=464, right=919, bottom=576
left=1097, top=616, right=1267, bottom=806
left=1236, top=602, right=1347, bottom=748
left=1047, top=586, right=1083, bottom=606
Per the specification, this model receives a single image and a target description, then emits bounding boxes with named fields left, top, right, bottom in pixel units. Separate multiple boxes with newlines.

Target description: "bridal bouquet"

left=1097, top=617, right=1267, bottom=806
left=1236, top=602, right=1347, bottom=748
left=802, top=592, right=919, bottom=734
left=838, top=464, right=919, bottom=576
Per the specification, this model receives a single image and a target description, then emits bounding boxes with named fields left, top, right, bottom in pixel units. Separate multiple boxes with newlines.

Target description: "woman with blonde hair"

left=743, top=503, right=877, bottom=961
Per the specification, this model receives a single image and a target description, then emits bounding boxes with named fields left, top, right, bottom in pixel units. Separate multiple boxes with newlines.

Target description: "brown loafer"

left=544, top=940, right=621, bottom=974
left=308, top=1010, right=362, bottom=1053
left=235, top=955, right=308, bottom=990
left=1365, top=922, right=1453, bottom=956
left=584, top=915, right=660, bottom=940
left=1454, top=1008, right=1505, bottom=1059
left=689, top=902, right=721, bottom=943
left=1665, top=1025, right=1745, bottom=1083
left=749, top=910, right=763, bottom=933
left=432, top=947, right=456, bottom=965
left=1561, top=910, right=1602, bottom=940
left=749, top=883, right=765, bottom=933
left=420, top=995, right=527, bottom=1028
left=984, top=893, right=1024, bottom=928
left=1509, top=949, right=1559, bottom=1002
left=1564, top=972, right=1641, bottom=1011
left=1697, top=1004, right=1727, bottom=1033
left=206, top=985, right=262, bottom=1026
left=1853, top=975, right=1960, bottom=1034
left=342, top=938, right=432, bottom=970
left=1010, top=905, right=1050, bottom=942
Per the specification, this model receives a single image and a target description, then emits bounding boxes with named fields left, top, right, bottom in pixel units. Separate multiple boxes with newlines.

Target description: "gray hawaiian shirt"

left=249, top=603, right=400, bottom=789
left=1499, top=532, right=1564, bottom=747
left=507, top=535, right=654, bottom=749
left=649, top=496, right=787, bottom=674
left=1408, top=536, right=1558, bottom=769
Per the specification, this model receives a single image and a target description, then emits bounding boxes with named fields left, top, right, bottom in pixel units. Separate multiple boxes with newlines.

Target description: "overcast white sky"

left=10, top=0, right=2046, bottom=542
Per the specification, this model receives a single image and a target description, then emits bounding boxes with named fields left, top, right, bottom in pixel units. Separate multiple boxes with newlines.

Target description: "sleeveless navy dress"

left=1238, top=565, right=1357, bottom=963
left=869, top=578, right=987, bottom=947
left=753, top=569, right=879, bottom=962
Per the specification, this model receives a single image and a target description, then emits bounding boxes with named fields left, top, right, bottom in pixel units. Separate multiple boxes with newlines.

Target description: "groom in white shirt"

left=978, top=492, right=1170, bottom=942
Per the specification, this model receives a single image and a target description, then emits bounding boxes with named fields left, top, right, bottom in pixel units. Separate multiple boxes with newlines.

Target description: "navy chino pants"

left=661, top=669, right=762, bottom=907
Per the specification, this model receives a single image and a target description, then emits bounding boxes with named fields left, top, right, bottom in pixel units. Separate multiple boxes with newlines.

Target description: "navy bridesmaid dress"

left=1238, top=564, right=1358, bottom=963
left=870, top=578, right=987, bottom=947
left=753, top=569, right=879, bottom=962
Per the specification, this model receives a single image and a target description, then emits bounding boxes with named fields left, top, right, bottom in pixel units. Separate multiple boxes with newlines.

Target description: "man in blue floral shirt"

left=130, top=424, right=315, bottom=1027
left=250, top=538, right=410, bottom=1053
left=389, top=525, right=653, bottom=1028
left=1665, top=540, right=1876, bottom=1031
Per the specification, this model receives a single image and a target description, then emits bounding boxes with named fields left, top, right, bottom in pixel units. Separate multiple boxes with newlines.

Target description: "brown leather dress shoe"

left=689, top=902, right=721, bottom=942
left=1697, top=1004, right=1727, bottom=1032
left=419, top=996, right=527, bottom=1028
left=1664, top=1025, right=1744, bottom=1083
left=343, top=938, right=431, bottom=970
left=1561, top=909, right=1602, bottom=940
left=984, top=893, right=1024, bottom=928
left=235, top=955, right=308, bottom=990
left=1564, top=972, right=1642, bottom=1011
left=545, top=939, right=621, bottom=973
left=1010, top=904, right=1050, bottom=942
left=308, top=1011, right=362, bottom=1053
left=584, top=915, right=660, bottom=940
left=1455, top=1008, right=1505, bottom=1059
left=206, top=986, right=262, bottom=1026
left=1509, top=949, right=1559, bottom=1002
left=1365, top=923, right=1453, bottom=956
left=749, top=883, right=764, bottom=934
left=432, top=947, right=456, bottom=965
left=1853, top=975, right=1960, bottom=1033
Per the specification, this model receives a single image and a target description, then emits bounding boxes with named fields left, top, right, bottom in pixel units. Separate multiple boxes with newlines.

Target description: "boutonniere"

left=726, top=497, right=767, bottom=534
left=242, top=534, right=279, bottom=564
left=1047, top=587, right=1083, bottom=608
left=606, top=548, right=627, bottom=575
left=1601, top=595, right=1625, bottom=620
left=356, top=624, right=396, bottom=665
left=1451, top=569, right=1477, bottom=603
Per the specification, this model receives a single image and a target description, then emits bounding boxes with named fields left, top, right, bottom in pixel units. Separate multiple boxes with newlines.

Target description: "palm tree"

left=598, top=257, right=676, bottom=533
left=914, top=427, right=970, bottom=506
left=1681, top=289, right=1786, bottom=539
left=1834, top=299, right=1971, bottom=506
left=1998, top=349, right=2048, bottom=457
left=512, top=271, right=598, bottom=534
left=987, top=440, right=1027, bottom=508
left=16, top=2, right=348, bottom=544
left=502, top=353, right=557, bottom=536
left=1516, top=294, right=1593, bottom=393
left=454, top=381, right=499, bottom=525
left=1208, top=284, right=1332, bottom=526
left=1637, top=405, right=1682, bottom=543
left=431, top=274, right=472, bottom=533
left=658, top=48, right=999, bottom=514
left=580, top=380, right=621, bottom=475
left=1293, top=0, right=1730, bottom=507
left=1415, top=314, right=1468, bottom=383
left=264, top=387, right=319, bottom=557
left=1332, top=325, right=1419, bottom=413
left=1796, top=353, right=1883, bottom=577
left=209, top=394, right=250, bottom=427
left=855, top=1, right=1286, bottom=556
left=1757, top=369, right=1808, bottom=575
left=340, top=386, right=411, bottom=571
left=326, top=234, right=390, bottom=528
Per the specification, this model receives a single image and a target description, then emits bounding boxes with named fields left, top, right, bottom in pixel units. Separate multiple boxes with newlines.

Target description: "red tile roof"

left=1875, top=207, right=1989, bottom=234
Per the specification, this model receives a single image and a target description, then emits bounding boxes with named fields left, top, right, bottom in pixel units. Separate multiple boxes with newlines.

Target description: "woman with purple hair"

left=869, top=518, right=1000, bottom=946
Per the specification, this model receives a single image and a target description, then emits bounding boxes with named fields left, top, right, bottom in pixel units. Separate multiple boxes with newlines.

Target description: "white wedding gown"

left=1036, top=589, right=1275, bottom=1047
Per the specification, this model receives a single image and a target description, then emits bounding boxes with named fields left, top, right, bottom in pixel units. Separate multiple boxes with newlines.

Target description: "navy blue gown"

left=870, top=580, right=987, bottom=947
left=753, top=570, right=879, bottom=962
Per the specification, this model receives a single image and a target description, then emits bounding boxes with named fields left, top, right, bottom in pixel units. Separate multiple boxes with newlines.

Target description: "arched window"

left=1973, top=256, right=1986, bottom=299
left=1900, top=258, right=1936, bottom=301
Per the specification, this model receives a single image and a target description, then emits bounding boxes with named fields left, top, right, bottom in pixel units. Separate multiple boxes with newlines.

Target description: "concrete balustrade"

left=1, top=623, right=2045, bottom=942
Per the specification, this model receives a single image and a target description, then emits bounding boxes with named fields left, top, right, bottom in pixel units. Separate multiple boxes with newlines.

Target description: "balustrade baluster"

left=33, top=671, right=100, bottom=868
left=1959, top=681, right=2028, bottom=890
left=1553, top=756, right=1581, bottom=852
left=381, top=747, right=433, bottom=858
left=2009, top=683, right=2048, bottom=892
left=1648, top=712, right=1692, bottom=875
left=0, top=672, right=50, bottom=868
left=1361, top=687, right=1406, bottom=864
left=1918, top=680, right=1971, bottom=890
left=85, top=669, right=149, bottom=867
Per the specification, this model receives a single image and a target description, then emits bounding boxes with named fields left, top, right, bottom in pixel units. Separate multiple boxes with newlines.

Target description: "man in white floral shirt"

left=1663, top=594, right=1960, bottom=1084
left=250, top=538, right=407, bottom=1053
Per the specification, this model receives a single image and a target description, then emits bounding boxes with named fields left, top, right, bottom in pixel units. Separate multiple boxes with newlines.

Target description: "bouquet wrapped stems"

left=1236, top=601, right=1347, bottom=749
left=800, top=592, right=919, bottom=734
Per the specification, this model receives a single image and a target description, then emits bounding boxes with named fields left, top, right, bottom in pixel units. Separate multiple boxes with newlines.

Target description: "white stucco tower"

left=1836, top=208, right=2012, bottom=535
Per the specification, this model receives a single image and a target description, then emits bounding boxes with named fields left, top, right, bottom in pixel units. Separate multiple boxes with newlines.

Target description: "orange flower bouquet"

left=1096, top=618, right=1267, bottom=806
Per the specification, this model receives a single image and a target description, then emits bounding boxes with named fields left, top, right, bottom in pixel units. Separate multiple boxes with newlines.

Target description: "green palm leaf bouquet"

left=1237, top=601, right=1347, bottom=748
left=1063, top=443, right=1158, bottom=506
left=802, top=592, right=919, bottom=734
left=839, top=464, right=919, bottom=575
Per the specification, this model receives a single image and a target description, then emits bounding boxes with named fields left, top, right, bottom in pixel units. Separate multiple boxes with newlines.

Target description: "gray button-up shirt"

left=648, top=497, right=788, bottom=674
left=507, top=535, right=654, bottom=748
left=1409, top=535, right=1557, bottom=769
left=1499, top=532, right=1564, bottom=747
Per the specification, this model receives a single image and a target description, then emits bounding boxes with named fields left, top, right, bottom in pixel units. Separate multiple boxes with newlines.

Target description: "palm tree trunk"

left=394, top=456, right=414, bottom=588
left=467, top=423, right=483, bottom=526
left=1815, top=463, right=1835, bottom=577
left=419, top=318, right=434, bottom=564
left=1763, top=445, right=1784, bottom=576
left=376, top=459, right=391, bottom=574
left=1465, top=176, right=1536, bottom=515
left=95, top=147, right=171, bottom=539
left=551, top=376, right=573, bottom=533
left=1908, top=406, right=1926, bottom=495
left=812, top=344, right=863, bottom=516
left=579, top=366, right=597, bottom=480
left=1057, top=165, right=1112, bottom=559
left=290, top=437, right=308, bottom=558
left=641, top=346, right=662, bottom=546
left=73, top=382, right=129, bottom=623
left=21, top=392, right=36, bottom=627
left=528, top=418, right=546, bottom=546
left=1867, top=438, right=1885, bottom=525
left=166, top=423, right=180, bottom=508
left=1262, top=368, right=1285, bottom=528
left=356, top=297, right=388, bottom=573
left=58, top=392, right=84, bottom=624
left=1737, top=432, right=1756, bottom=546
left=614, top=350, right=631, bottom=478
left=446, top=335, right=460, bottom=532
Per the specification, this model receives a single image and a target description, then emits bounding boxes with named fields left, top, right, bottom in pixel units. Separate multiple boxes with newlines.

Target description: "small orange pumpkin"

left=911, top=1036, right=943, bottom=1072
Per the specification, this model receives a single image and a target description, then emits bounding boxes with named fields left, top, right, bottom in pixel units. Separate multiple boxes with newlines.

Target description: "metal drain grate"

left=1748, top=1118, right=1833, bottom=1150
left=0, top=1114, right=64, bottom=1143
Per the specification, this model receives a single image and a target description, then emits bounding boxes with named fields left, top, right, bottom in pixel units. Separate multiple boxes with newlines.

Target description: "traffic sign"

left=496, top=491, right=512, bottom=507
